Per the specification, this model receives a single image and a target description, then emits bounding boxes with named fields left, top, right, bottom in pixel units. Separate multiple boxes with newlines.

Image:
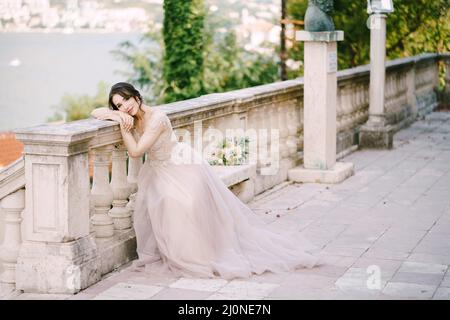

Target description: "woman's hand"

left=91, top=108, right=133, bottom=132
left=117, top=111, right=134, bottom=132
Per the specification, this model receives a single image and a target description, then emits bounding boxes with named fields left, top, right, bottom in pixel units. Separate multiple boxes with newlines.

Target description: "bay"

left=0, top=32, right=142, bottom=131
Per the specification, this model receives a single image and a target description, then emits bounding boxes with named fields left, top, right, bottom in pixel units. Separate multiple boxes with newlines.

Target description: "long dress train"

left=131, top=107, right=320, bottom=279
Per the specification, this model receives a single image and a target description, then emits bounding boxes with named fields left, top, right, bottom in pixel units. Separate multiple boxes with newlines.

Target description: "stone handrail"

left=0, top=156, right=25, bottom=295
left=0, top=52, right=446, bottom=295
left=0, top=156, right=25, bottom=200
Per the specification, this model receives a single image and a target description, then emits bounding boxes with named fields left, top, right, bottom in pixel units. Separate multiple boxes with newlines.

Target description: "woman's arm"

left=120, top=118, right=166, bottom=158
left=91, top=108, right=134, bottom=132
left=91, top=107, right=120, bottom=121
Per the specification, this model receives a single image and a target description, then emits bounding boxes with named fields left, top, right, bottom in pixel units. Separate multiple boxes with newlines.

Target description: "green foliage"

left=113, top=7, right=279, bottom=104
left=162, top=0, right=206, bottom=102
left=47, top=82, right=109, bottom=122
left=111, top=24, right=165, bottom=104
left=287, top=0, right=449, bottom=78
left=202, top=12, right=279, bottom=93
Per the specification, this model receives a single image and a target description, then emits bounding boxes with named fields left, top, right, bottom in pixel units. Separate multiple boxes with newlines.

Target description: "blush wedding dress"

left=131, top=107, right=319, bottom=279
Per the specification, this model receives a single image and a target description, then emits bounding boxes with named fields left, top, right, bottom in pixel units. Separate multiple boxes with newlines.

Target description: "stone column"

left=14, top=126, right=101, bottom=294
left=360, top=14, right=394, bottom=149
left=288, top=31, right=354, bottom=184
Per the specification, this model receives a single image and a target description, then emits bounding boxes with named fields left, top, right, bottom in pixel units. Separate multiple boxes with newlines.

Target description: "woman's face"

left=112, top=93, right=140, bottom=116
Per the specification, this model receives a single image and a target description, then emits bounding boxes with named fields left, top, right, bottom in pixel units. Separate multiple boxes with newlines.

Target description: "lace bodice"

left=133, top=108, right=178, bottom=162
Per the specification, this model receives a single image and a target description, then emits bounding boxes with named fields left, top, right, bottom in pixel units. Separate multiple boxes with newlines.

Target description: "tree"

left=111, top=23, right=165, bottom=104
left=47, top=82, right=109, bottom=122
left=287, top=0, right=449, bottom=77
left=112, top=9, right=279, bottom=105
left=162, top=0, right=206, bottom=103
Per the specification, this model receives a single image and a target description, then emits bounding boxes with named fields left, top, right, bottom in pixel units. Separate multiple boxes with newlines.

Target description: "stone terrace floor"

left=11, top=111, right=450, bottom=300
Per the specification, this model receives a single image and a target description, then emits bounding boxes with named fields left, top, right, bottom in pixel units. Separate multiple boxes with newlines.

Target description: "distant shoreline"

left=0, top=28, right=146, bottom=34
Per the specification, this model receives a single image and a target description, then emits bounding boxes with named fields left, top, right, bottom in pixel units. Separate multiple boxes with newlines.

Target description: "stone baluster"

left=109, top=143, right=132, bottom=230
left=341, top=85, right=352, bottom=131
left=256, top=105, right=269, bottom=168
left=126, top=155, right=143, bottom=214
left=277, top=104, right=289, bottom=159
left=295, top=102, right=303, bottom=155
left=357, top=83, right=366, bottom=124
left=444, top=57, right=450, bottom=104
left=286, top=102, right=298, bottom=159
left=346, top=85, right=354, bottom=130
left=361, top=83, right=370, bottom=123
left=351, top=85, right=360, bottom=128
left=0, top=189, right=24, bottom=291
left=336, top=86, right=344, bottom=132
left=269, top=103, right=279, bottom=160
left=91, top=145, right=114, bottom=238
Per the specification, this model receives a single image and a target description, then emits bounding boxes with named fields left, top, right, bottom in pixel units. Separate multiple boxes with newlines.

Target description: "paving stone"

left=363, top=248, right=410, bottom=261
left=382, top=282, right=437, bottom=299
left=66, top=292, right=96, bottom=300
left=92, top=282, right=164, bottom=300
left=321, top=245, right=367, bottom=258
left=267, top=286, right=336, bottom=300
left=397, top=261, right=448, bottom=275
left=391, top=272, right=444, bottom=286
left=13, top=293, right=72, bottom=300
left=216, top=280, right=279, bottom=299
left=316, top=254, right=358, bottom=268
left=407, top=253, right=450, bottom=265
left=150, top=288, right=212, bottom=300
left=432, top=287, right=450, bottom=300
left=351, top=257, right=402, bottom=279
left=280, top=273, right=337, bottom=289
left=298, top=263, right=349, bottom=278
left=335, top=267, right=387, bottom=294
left=169, top=278, right=228, bottom=292
left=440, top=276, right=450, bottom=287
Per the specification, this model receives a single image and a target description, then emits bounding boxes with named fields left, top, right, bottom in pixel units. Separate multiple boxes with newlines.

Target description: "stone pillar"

left=14, top=127, right=101, bottom=294
left=0, top=189, right=24, bottom=292
left=288, top=31, right=354, bottom=184
left=360, top=14, right=394, bottom=149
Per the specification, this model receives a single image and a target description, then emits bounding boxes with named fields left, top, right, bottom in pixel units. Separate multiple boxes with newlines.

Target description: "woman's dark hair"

left=108, top=82, right=143, bottom=110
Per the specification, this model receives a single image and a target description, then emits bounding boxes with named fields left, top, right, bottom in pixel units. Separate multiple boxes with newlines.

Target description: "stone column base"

left=360, top=123, right=394, bottom=149
left=288, top=162, right=354, bottom=184
left=15, top=234, right=101, bottom=294
left=96, top=229, right=137, bottom=276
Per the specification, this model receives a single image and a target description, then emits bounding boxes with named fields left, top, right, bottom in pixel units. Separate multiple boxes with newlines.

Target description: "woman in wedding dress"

left=91, top=82, right=320, bottom=280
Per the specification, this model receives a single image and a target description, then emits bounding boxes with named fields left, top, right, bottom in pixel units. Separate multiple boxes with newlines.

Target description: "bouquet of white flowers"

left=207, top=136, right=250, bottom=166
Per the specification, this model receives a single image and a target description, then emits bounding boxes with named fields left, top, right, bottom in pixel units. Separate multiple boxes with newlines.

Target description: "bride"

left=91, top=82, right=319, bottom=279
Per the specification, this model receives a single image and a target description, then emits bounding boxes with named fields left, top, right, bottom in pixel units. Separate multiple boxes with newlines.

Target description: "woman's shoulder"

left=145, top=107, right=170, bottom=130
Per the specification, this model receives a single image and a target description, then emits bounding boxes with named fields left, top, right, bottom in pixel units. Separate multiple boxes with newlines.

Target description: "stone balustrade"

left=0, top=53, right=447, bottom=295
